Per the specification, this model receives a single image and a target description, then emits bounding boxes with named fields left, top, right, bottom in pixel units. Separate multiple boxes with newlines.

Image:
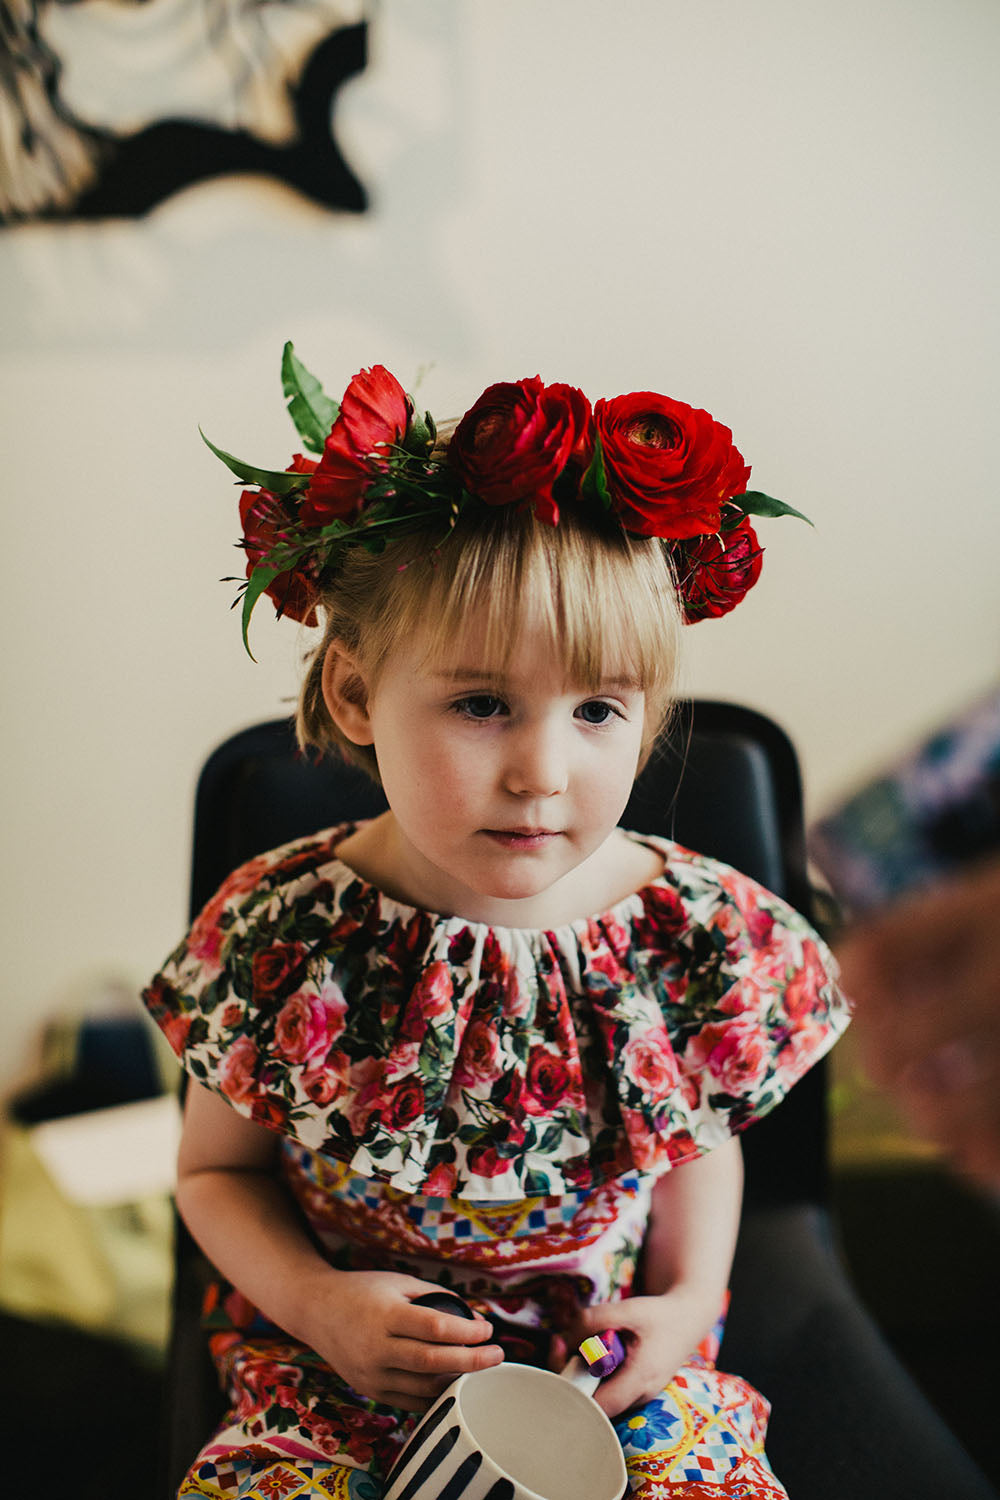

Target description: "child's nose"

left=503, top=723, right=569, bottom=798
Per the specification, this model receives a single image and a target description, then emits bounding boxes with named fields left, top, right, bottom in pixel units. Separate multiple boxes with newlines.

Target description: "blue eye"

left=455, top=694, right=506, bottom=719
left=577, top=700, right=617, bottom=725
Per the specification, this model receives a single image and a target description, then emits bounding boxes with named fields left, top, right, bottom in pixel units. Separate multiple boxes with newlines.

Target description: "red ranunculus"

left=594, top=391, right=750, bottom=539
left=673, top=515, right=763, bottom=622
left=449, top=376, right=591, bottom=524
left=300, top=365, right=411, bottom=525
left=239, top=463, right=320, bottom=626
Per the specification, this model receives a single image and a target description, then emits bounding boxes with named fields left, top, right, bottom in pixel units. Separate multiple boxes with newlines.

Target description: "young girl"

left=145, top=350, right=849, bottom=1499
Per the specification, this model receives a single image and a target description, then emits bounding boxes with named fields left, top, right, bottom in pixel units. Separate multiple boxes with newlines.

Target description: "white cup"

left=383, top=1359, right=628, bottom=1500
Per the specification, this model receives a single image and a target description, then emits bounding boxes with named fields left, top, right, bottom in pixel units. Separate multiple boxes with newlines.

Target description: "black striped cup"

left=383, top=1362, right=628, bottom=1500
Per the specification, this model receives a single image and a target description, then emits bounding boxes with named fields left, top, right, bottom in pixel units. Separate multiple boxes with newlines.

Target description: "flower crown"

left=205, top=343, right=809, bottom=653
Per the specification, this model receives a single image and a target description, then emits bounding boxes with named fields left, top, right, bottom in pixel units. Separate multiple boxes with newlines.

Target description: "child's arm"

left=573, top=1136, right=744, bottom=1417
left=176, top=1080, right=502, bottom=1409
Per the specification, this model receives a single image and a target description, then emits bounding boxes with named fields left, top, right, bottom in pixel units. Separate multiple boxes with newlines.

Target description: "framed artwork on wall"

left=0, top=0, right=368, bottom=223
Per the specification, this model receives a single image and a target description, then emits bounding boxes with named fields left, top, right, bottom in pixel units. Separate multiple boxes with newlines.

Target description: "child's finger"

left=396, top=1302, right=495, bottom=1346
left=390, top=1332, right=504, bottom=1376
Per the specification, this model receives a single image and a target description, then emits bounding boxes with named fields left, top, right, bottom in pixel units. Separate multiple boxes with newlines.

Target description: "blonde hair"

left=297, top=505, right=682, bottom=781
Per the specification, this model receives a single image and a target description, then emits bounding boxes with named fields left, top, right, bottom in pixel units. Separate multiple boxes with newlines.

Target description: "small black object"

left=411, top=1292, right=477, bottom=1320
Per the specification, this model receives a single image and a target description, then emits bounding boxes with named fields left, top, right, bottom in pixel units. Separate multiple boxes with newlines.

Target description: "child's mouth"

left=483, top=829, right=560, bottom=849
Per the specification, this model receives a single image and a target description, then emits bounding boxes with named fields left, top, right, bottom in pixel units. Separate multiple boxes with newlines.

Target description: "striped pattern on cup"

left=384, top=1395, right=515, bottom=1500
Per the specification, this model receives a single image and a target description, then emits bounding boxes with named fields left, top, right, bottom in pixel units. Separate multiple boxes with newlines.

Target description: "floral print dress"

left=144, top=825, right=850, bottom=1500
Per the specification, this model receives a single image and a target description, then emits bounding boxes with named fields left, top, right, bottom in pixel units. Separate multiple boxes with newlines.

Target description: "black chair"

left=160, top=702, right=998, bottom=1499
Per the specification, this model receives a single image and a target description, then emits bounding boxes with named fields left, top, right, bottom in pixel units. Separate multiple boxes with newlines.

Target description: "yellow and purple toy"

left=578, top=1330, right=626, bottom=1378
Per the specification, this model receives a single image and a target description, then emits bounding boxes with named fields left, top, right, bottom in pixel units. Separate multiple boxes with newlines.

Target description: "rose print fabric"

left=146, top=825, right=848, bottom=1202
left=145, top=824, right=848, bottom=1497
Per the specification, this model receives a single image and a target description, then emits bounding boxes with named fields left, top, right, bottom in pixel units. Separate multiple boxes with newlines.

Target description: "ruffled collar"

left=148, top=824, right=848, bottom=1200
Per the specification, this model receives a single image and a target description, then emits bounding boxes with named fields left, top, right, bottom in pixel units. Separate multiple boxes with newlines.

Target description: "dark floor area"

left=831, top=1164, right=1000, bottom=1493
left=1, top=1310, right=163, bottom=1486
left=2, top=1164, right=997, bottom=1497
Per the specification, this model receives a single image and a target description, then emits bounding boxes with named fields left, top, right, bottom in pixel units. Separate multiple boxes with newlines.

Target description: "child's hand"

left=309, top=1269, right=503, bottom=1410
left=571, top=1287, right=718, bottom=1418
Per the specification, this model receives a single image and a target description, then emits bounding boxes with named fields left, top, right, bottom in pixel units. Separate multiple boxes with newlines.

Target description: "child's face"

left=357, top=615, right=647, bottom=923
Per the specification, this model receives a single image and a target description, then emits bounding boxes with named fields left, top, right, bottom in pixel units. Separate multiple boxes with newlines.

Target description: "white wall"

left=2, top=0, right=998, bottom=1086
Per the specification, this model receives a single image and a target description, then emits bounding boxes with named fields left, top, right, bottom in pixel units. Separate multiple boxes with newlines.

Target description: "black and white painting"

left=0, top=0, right=368, bottom=222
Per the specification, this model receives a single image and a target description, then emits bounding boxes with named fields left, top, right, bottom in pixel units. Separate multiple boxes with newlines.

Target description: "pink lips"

left=483, top=829, right=560, bottom=849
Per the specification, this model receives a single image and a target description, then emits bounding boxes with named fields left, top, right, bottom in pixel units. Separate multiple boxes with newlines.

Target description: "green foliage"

left=737, top=491, right=813, bottom=526
left=581, top=432, right=612, bottom=509
left=200, top=429, right=309, bottom=496
left=281, top=342, right=339, bottom=453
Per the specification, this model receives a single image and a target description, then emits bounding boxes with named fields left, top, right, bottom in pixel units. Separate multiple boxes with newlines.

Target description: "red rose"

left=449, top=376, right=591, bottom=524
left=467, top=1142, right=509, bottom=1178
left=252, top=943, right=306, bottom=1000
left=783, top=940, right=825, bottom=1021
left=673, top=515, right=763, bottom=622
left=250, top=1094, right=288, bottom=1129
left=524, top=1045, right=570, bottom=1113
left=219, top=1034, right=259, bottom=1104
left=300, top=365, right=411, bottom=525
left=622, top=1032, right=680, bottom=1097
left=633, top=883, right=688, bottom=951
left=454, top=1016, right=501, bottom=1088
left=423, top=1161, right=458, bottom=1197
left=303, top=1070, right=342, bottom=1107
left=746, top=906, right=776, bottom=950
left=384, top=1077, right=425, bottom=1131
left=411, top=961, right=455, bottom=1022
left=239, top=467, right=320, bottom=626
left=665, top=1128, right=698, bottom=1166
left=274, top=988, right=347, bottom=1065
left=161, top=1010, right=192, bottom=1056
left=687, top=1017, right=769, bottom=1095
left=594, top=391, right=750, bottom=539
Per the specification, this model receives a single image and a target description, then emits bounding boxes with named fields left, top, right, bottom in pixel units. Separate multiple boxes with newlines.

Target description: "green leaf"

left=200, top=428, right=310, bottom=496
left=581, top=432, right=611, bottom=508
left=240, top=565, right=281, bottom=659
left=735, top=491, right=814, bottom=526
left=281, top=341, right=339, bottom=454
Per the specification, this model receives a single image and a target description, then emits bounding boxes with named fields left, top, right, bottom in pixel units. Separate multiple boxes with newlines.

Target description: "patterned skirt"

left=178, top=1151, right=787, bottom=1499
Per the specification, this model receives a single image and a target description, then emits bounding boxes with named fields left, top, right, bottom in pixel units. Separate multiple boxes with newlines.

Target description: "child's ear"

left=321, top=641, right=375, bottom=746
